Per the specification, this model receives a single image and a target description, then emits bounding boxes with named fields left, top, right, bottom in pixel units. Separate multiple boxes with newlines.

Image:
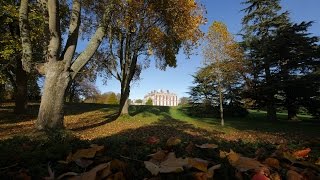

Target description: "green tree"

left=270, top=22, right=320, bottom=120
left=241, top=0, right=289, bottom=121
left=0, top=0, right=44, bottom=113
left=99, top=0, right=205, bottom=115
left=146, top=98, right=153, bottom=105
left=19, top=0, right=115, bottom=130
left=106, top=92, right=118, bottom=104
left=202, top=21, right=245, bottom=126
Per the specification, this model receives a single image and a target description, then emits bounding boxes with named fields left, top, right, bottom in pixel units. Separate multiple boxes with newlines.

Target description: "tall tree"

left=241, top=0, right=289, bottom=121
left=271, top=22, right=320, bottom=120
left=0, top=0, right=44, bottom=113
left=99, top=0, right=205, bottom=115
left=202, top=21, right=244, bottom=126
left=19, top=0, right=115, bottom=130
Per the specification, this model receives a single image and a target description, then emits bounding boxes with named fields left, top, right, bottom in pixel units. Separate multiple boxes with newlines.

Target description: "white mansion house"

left=143, top=90, right=178, bottom=106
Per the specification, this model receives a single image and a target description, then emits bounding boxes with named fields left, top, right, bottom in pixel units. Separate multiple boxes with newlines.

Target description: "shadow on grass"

left=70, top=112, right=120, bottom=131
left=0, top=115, right=274, bottom=180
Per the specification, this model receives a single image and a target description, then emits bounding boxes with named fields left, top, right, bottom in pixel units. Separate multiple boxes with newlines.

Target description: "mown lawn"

left=0, top=103, right=319, bottom=179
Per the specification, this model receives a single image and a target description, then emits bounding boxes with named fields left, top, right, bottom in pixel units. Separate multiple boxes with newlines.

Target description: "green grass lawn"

left=0, top=103, right=319, bottom=179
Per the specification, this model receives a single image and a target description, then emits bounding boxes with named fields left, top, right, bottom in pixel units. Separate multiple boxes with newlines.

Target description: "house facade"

left=143, top=90, right=178, bottom=106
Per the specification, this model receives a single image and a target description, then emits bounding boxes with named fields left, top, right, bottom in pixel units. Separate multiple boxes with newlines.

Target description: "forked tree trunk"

left=36, top=62, right=70, bottom=130
left=14, top=58, right=28, bottom=114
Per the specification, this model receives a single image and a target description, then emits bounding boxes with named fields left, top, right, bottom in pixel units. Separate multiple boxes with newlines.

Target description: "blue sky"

left=92, top=0, right=320, bottom=100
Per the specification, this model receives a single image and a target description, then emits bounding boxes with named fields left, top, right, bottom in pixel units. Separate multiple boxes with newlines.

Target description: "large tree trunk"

left=266, top=102, right=277, bottom=121
left=119, top=87, right=130, bottom=115
left=36, top=62, right=70, bottom=130
left=265, top=63, right=277, bottom=121
left=286, top=95, right=298, bottom=121
left=14, top=58, right=28, bottom=114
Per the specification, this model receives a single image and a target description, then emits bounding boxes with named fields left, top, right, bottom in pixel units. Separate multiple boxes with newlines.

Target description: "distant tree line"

left=84, top=92, right=120, bottom=105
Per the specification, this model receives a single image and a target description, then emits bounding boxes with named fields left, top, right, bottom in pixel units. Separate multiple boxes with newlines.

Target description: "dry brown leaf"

left=58, top=163, right=110, bottom=180
left=227, top=150, right=240, bottom=164
left=110, top=159, right=127, bottom=172
left=234, top=157, right=265, bottom=172
left=166, top=137, right=181, bottom=146
left=60, top=145, right=105, bottom=164
left=287, top=170, right=304, bottom=180
left=148, top=150, right=167, bottom=162
left=57, top=172, right=79, bottom=179
left=145, top=153, right=189, bottom=175
left=75, top=159, right=94, bottom=168
left=293, top=148, right=311, bottom=159
left=219, top=150, right=229, bottom=158
left=192, top=172, right=207, bottom=180
left=227, top=150, right=265, bottom=172
left=207, top=164, right=221, bottom=178
left=106, top=171, right=125, bottom=180
left=147, top=136, right=160, bottom=145
left=188, top=158, right=208, bottom=172
left=160, top=152, right=188, bottom=167
left=270, top=172, right=281, bottom=180
left=251, top=172, right=270, bottom=180
left=195, top=143, right=218, bottom=149
left=98, top=163, right=112, bottom=179
left=264, top=158, right=280, bottom=169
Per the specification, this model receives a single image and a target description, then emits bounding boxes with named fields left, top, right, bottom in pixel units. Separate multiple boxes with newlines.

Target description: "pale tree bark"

left=17, top=0, right=32, bottom=114
left=218, top=76, right=224, bottom=126
left=19, top=0, right=32, bottom=73
left=19, top=0, right=112, bottom=130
